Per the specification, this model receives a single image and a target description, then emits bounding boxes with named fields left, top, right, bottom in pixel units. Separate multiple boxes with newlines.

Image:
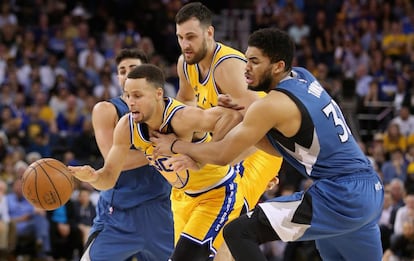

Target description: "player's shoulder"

left=217, top=42, right=244, bottom=55
left=92, top=100, right=117, bottom=115
left=177, top=55, right=185, bottom=67
left=92, top=100, right=119, bottom=126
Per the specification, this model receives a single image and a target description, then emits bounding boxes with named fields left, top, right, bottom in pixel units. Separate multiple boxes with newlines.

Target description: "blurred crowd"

left=0, top=0, right=414, bottom=260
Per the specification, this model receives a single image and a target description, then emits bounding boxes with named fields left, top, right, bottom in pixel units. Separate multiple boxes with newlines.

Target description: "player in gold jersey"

left=175, top=2, right=282, bottom=216
left=69, top=64, right=244, bottom=261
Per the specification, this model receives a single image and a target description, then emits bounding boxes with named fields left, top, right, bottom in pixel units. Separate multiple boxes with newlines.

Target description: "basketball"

left=21, top=158, right=74, bottom=210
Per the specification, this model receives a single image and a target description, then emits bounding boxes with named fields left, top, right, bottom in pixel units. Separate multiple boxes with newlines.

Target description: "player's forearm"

left=172, top=139, right=235, bottom=166
left=90, top=167, right=120, bottom=191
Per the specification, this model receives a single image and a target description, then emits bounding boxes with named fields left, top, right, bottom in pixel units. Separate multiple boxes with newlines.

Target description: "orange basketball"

left=21, top=158, right=74, bottom=210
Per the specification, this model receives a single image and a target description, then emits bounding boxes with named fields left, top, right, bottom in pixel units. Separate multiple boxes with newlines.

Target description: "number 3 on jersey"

left=322, top=100, right=352, bottom=143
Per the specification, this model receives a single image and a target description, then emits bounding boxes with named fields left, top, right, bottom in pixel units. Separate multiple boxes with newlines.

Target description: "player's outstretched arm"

left=151, top=105, right=242, bottom=158
left=153, top=99, right=278, bottom=168
left=69, top=115, right=131, bottom=190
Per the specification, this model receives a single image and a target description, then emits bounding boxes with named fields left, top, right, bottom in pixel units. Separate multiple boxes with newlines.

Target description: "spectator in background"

left=73, top=187, right=96, bottom=245
left=0, top=2, right=18, bottom=28
left=55, top=94, right=85, bottom=149
left=77, top=37, right=105, bottom=72
left=393, top=193, right=414, bottom=236
left=32, top=91, right=56, bottom=131
left=391, top=104, right=414, bottom=137
left=388, top=179, right=407, bottom=231
left=383, top=219, right=414, bottom=261
left=61, top=14, right=78, bottom=41
left=383, top=122, right=407, bottom=155
left=24, top=105, right=52, bottom=157
left=381, top=148, right=408, bottom=185
left=48, top=27, right=67, bottom=58
left=137, top=36, right=156, bottom=62
left=31, top=12, right=53, bottom=45
left=57, top=41, right=77, bottom=73
left=47, top=199, right=83, bottom=260
left=406, top=144, right=414, bottom=163
left=315, top=62, right=341, bottom=101
left=49, top=82, right=71, bottom=117
left=355, top=63, right=373, bottom=110
left=119, top=19, right=141, bottom=49
left=382, top=20, right=407, bottom=62
left=287, top=11, right=309, bottom=48
left=100, top=18, right=118, bottom=58
left=0, top=180, right=10, bottom=257
left=392, top=75, right=409, bottom=114
left=363, top=79, right=380, bottom=111
left=93, top=73, right=119, bottom=101
left=379, top=190, right=394, bottom=252
left=310, top=9, right=335, bottom=66
left=7, top=179, right=51, bottom=259
left=360, top=19, right=382, bottom=52
left=73, top=21, right=90, bottom=53
left=39, top=53, right=65, bottom=92
left=254, top=0, right=281, bottom=29
left=342, top=38, right=370, bottom=79
left=0, top=106, right=22, bottom=137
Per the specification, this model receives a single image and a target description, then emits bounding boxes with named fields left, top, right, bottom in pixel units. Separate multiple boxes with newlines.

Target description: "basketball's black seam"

left=37, top=159, right=63, bottom=207
left=43, top=159, right=73, bottom=189
left=32, top=163, right=46, bottom=210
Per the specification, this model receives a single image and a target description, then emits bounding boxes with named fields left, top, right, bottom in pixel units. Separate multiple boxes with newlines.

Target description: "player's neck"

left=146, top=100, right=166, bottom=132
left=197, top=41, right=217, bottom=73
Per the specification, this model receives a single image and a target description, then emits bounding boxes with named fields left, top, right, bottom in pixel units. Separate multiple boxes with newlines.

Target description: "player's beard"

left=183, top=39, right=208, bottom=65
left=248, top=67, right=274, bottom=93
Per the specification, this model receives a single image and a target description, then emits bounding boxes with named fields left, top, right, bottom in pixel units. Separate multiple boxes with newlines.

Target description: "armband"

left=170, top=139, right=179, bottom=154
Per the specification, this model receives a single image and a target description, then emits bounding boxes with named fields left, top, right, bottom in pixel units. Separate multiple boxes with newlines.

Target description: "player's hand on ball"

left=68, top=165, right=98, bottom=183
left=165, top=155, right=201, bottom=172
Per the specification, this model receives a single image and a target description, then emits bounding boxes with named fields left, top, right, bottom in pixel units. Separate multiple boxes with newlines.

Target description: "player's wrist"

left=170, top=139, right=179, bottom=154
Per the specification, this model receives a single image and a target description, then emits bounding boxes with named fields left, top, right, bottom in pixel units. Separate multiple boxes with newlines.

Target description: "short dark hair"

left=248, top=28, right=295, bottom=72
left=115, top=48, right=148, bottom=65
left=127, top=64, right=165, bottom=89
left=175, top=2, right=212, bottom=27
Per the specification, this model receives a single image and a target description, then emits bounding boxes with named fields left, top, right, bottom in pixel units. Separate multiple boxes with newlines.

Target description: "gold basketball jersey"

left=129, top=97, right=234, bottom=194
left=183, top=43, right=247, bottom=109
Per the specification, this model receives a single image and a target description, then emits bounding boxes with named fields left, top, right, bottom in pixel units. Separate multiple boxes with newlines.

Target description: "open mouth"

left=130, top=111, right=140, bottom=121
left=245, top=74, right=253, bottom=85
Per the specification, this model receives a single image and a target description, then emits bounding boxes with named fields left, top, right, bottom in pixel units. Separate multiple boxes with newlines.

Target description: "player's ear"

left=272, top=60, right=285, bottom=75
left=156, top=87, right=164, bottom=98
left=207, top=25, right=214, bottom=38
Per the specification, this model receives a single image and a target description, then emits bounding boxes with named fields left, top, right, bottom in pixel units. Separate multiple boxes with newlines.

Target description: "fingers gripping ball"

left=22, top=158, right=74, bottom=210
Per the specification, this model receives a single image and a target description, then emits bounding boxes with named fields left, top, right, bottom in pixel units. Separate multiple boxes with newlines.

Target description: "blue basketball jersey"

left=266, top=67, right=374, bottom=180
left=99, top=97, right=171, bottom=209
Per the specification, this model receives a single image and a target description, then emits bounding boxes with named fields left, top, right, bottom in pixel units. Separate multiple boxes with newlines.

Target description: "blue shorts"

left=259, top=173, right=384, bottom=260
left=82, top=196, right=174, bottom=261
